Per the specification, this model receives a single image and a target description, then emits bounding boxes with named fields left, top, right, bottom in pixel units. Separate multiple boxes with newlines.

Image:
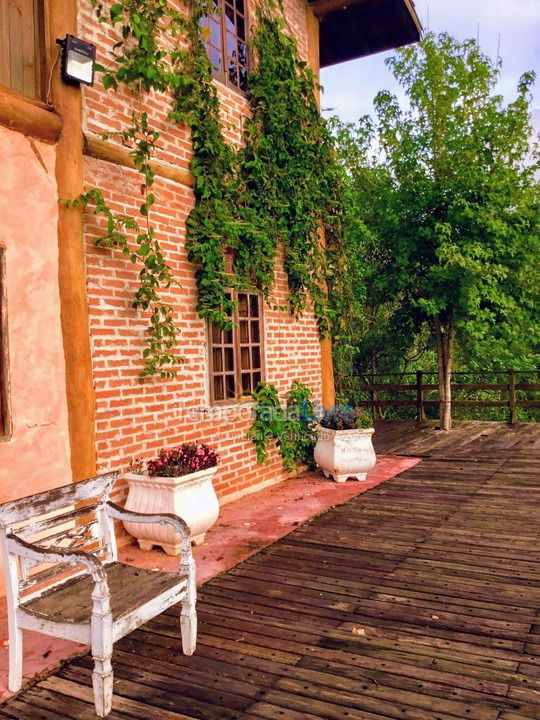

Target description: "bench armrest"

left=106, top=501, right=191, bottom=540
left=6, top=533, right=107, bottom=583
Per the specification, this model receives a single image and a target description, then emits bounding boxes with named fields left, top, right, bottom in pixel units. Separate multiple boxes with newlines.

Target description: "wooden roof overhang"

left=311, top=0, right=422, bottom=68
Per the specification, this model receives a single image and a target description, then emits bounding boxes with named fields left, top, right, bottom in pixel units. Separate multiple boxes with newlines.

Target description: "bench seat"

left=21, top=562, right=186, bottom=624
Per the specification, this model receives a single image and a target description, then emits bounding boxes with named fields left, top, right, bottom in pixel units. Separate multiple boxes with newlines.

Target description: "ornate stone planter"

left=314, top=424, right=376, bottom=482
left=123, top=466, right=219, bottom=554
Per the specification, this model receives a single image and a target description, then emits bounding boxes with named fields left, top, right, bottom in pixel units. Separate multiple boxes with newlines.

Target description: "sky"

left=320, top=0, right=540, bottom=125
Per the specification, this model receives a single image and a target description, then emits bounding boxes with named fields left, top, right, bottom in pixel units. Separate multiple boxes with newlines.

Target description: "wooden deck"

left=3, top=422, right=540, bottom=720
left=373, top=419, right=540, bottom=459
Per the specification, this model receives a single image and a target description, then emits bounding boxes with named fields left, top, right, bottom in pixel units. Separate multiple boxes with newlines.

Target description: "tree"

left=328, top=117, right=430, bottom=411
left=367, top=32, right=539, bottom=429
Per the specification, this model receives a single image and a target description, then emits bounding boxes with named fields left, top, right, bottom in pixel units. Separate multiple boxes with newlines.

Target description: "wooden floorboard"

left=2, top=422, right=540, bottom=720
left=372, top=420, right=539, bottom=459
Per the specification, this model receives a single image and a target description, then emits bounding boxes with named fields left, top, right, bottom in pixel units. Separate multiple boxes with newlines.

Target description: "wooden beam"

left=306, top=6, right=321, bottom=97
left=0, top=86, right=61, bottom=142
left=403, top=0, right=422, bottom=37
left=49, top=0, right=97, bottom=482
left=83, top=134, right=195, bottom=189
left=306, top=3, right=336, bottom=409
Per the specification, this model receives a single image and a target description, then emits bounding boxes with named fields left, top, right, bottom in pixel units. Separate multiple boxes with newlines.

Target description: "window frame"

left=0, top=248, right=11, bottom=439
left=0, top=0, right=47, bottom=101
left=201, top=0, right=250, bottom=95
left=207, top=290, right=265, bottom=406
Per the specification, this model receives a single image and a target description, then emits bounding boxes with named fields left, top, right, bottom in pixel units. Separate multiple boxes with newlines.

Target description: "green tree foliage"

left=329, top=116, right=429, bottom=402
left=333, top=33, right=540, bottom=427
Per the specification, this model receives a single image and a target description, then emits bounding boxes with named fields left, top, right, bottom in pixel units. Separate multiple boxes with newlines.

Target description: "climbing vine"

left=82, top=0, right=344, bottom=374
left=247, top=381, right=318, bottom=472
left=177, top=7, right=344, bottom=333
left=69, top=111, right=182, bottom=376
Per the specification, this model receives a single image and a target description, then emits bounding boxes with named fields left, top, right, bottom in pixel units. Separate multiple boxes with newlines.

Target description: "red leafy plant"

left=141, top=443, right=219, bottom=477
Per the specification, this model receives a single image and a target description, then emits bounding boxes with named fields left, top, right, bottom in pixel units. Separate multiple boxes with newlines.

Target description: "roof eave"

left=311, top=0, right=422, bottom=69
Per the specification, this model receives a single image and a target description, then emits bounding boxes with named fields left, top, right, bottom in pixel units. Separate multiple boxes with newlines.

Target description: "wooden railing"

left=339, top=370, right=540, bottom=424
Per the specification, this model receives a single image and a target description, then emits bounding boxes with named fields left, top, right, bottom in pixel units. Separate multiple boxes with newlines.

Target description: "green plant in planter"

left=320, top=407, right=374, bottom=430
left=247, top=380, right=317, bottom=472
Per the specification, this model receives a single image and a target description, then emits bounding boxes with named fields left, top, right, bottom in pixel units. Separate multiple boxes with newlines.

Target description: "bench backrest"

left=0, top=472, right=117, bottom=599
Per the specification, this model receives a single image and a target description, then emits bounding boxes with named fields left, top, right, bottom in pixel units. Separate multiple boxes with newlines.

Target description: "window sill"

left=212, top=75, right=250, bottom=103
left=0, top=86, right=62, bottom=143
left=208, top=398, right=255, bottom=411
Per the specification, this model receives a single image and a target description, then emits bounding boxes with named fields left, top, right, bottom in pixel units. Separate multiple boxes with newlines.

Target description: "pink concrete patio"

left=0, top=454, right=418, bottom=700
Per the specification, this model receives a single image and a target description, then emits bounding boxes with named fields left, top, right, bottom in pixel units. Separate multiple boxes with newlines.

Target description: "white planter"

left=123, top=466, right=219, bottom=554
left=314, top=424, right=376, bottom=483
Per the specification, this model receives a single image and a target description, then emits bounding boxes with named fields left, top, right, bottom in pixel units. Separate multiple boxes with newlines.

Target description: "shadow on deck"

left=3, top=422, right=540, bottom=720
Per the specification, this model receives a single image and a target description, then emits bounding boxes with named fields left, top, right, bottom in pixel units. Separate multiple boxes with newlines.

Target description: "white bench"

left=0, top=472, right=197, bottom=717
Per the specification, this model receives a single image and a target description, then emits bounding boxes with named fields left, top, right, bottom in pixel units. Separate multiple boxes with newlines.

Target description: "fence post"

left=508, top=370, right=516, bottom=425
left=368, top=372, right=377, bottom=419
left=416, top=371, right=425, bottom=422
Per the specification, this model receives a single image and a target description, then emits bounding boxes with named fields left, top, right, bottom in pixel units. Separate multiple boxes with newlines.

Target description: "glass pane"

left=237, top=16, right=245, bottom=40
left=235, top=0, right=244, bottom=15
left=209, top=18, right=221, bottom=46
left=239, top=320, right=249, bottom=343
left=251, top=320, right=260, bottom=343
left=223, top=328, right=233, bottom=344
left=209, top=46, right=221, bottom=72
left=224, top=347, right=234, bottom=371
left=227, top=61, right=238, bottom=87
left=212, top=348, right=223, bottom=372
left=249, top=294, right=259, bottom=317
left=238, top=294, right=248, bottom=317
left=224, top=4, right=235, bottom=33
left=214, top=375, right=224, bottom=401
left=238, top=41, right=247, bottom=68
left=253, top=371, right=261, bottom=389
left=239, top=66, right=248, bottom=93
left=241, top=372, right=251, bottom=393
left=226, top=374, right=236, bottom=398
left=241, top=346, right=251, bottom=370
left=226, top=31, right=237, bottom=59
left=211, top=324, right=221, bottom=343
left=252, top=346, right=260, bottom=369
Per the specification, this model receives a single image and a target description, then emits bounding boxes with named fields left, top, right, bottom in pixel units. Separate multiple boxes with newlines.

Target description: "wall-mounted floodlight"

left=56, top=35, right=96, bottom=86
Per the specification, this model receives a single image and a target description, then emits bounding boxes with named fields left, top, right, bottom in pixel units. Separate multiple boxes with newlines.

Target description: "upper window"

left=209, top=291, right=264, bottom=404
left=0, top=0, right=45, bottom=99
left=0, top=249, right=9, bottom=437
left=200, top=0, right=248, bottom=93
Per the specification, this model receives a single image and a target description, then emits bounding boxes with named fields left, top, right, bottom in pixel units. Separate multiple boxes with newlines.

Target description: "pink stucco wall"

left=0, top=126, right=72, bottom=593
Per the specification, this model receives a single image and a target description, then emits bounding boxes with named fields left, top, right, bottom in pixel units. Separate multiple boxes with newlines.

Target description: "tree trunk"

left=434, top=315, right=454, bottom=431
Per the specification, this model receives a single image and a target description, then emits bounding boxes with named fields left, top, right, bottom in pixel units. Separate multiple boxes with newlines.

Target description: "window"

left=209, top=291, right=264, bottom=404
left=0, top=249, right=9, bottom=437
left=0, top=0, right=45, bottom=99
left=200, top=0, right=248, bottom=93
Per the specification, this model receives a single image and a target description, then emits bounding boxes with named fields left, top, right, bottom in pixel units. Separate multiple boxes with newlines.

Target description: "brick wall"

left=80, top=0, right=322, bottom=505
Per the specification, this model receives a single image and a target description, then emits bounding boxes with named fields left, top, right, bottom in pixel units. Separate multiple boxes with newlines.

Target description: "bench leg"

left=8, top=626, right=23, bottom=693
left=91, top=613, right=113, bottom=717
left=180, top=546, right=197, bottom=655
left=181, top=599, right=197, bottom=655
left=92, top=648, right=113, bottom=717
